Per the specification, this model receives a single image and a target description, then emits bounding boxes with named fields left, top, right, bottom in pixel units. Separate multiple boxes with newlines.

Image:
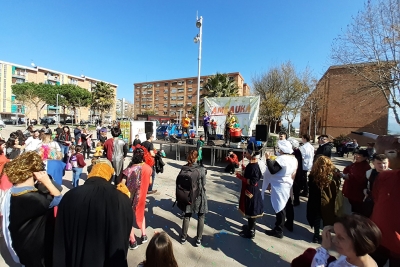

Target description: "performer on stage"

left=181, top=114, right=191, bottom=140
left=237, top=143, right=264, bottom=239
left=203, top=111, right=211, bottom=141
left=2, top=152, right=63, bottom=267
left=210, top=119, right=217, bottom=135
left=224, top=111, right=236, bottom=146
left=53, top=158, right=133, bottom=267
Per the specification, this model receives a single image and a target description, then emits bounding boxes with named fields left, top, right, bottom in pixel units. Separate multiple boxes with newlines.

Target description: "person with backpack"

left=236, top=143, right=264, bottom=239
left=71, top=145, right=86, bottom=187
left=176, top=149, right=208, bottom=246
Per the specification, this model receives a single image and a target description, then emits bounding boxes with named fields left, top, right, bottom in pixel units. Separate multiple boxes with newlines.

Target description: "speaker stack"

left=255, top=125, right=268, bottom=141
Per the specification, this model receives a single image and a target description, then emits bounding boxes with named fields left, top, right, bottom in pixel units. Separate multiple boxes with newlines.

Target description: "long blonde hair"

left=309, top=156, right=336, bottom=189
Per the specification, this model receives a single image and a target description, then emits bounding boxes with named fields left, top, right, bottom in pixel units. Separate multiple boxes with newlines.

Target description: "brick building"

left=133, top=72, right=250, bottom=121
left=300, top=64, right=388, bottom=145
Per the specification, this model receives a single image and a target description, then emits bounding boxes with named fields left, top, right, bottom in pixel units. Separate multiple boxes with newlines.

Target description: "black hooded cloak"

left=53, top=177, right=133, bottom=267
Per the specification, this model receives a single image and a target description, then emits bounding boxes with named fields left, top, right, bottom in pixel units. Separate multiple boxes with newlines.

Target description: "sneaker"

left=265, top=229, right=283, bottom=239
left=147, top=190, right=158, bottom=195
left=180, top=236, right=186, bottom=244
left=195, top=238, right=201, bottom=247
left=129, top=240, right=138, bottom=250
left=141, top=235, right=148, bottom=243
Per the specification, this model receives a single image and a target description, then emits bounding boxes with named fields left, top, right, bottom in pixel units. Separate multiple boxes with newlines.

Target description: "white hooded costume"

left=262, top=140, right=298, bottom=213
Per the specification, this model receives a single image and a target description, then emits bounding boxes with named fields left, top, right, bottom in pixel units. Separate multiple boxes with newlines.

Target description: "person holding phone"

left=311, top=214, right=381, bottom=267
left=80, top=128, right=92, bottom=159
left=2, top=151, right=63, bottom=267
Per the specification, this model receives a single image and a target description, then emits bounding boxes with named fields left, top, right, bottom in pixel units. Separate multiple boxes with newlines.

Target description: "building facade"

left=116, top=98, right=135, bottom=119
left=0, top=60, right=117, bottom=122
left=133, top=72, right=250, bottom=120
left=300, top=64, right=388, bottom=145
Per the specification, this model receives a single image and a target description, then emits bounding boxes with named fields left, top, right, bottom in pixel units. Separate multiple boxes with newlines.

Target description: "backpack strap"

left=366, top=169, right=373, bottom=191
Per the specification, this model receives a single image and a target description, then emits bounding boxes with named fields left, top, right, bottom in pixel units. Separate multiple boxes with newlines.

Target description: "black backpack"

left=175, top=166, right=201, bottom=206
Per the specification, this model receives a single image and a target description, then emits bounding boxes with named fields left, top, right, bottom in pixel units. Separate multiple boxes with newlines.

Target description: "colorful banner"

left=204, top=96, right=260, bottom=136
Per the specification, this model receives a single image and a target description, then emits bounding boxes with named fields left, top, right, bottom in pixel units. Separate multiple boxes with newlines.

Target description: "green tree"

left=203, top=73, right=239, bottom=97
left=91, top=82, right=115, bottom=122
left=143, top=110, right=155, bottom=115
left=60, top=84, right=92, bottom=122
left=12, top=82, right=59, bottom=120
left=191, top=103, right=205, bottom=118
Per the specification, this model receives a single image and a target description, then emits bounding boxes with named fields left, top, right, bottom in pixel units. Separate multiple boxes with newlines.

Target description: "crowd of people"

left=0, top=121, right=399, bottom=266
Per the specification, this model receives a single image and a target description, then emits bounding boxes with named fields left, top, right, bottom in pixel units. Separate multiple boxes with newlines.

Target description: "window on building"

left=171, top=97, right=177, bottom=100
left=164, top=97, right=168, bottom=100
left=155, top=90, right=159, bottom=94
left=177, top=88, right=184, bottom=93
left=156, top=83, right=160, bottom=87
left=188, top=88, right=193, bottom=92
left=188, top=80, right=193, bottom=84
left=164, top=82, right=168, bottom=86
left=164, top=90, right=168, bottom=93
left=187, top=103, right=192, bottom=106
left=164, top=104, right=168, bottom=108
left=188, top=96, right=193, bottom=99
left=171, top=89, right=177, bottom=94
left=163, top=111, right=168, bottom=115
left=188, top=111, right=193, bottom=114
left=171, top=82, right=177, bottom=86
left=178, top=96, right=184, bottom=100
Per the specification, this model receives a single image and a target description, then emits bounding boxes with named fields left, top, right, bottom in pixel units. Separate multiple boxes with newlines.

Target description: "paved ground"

left=0, top=125, right=354, bottom=267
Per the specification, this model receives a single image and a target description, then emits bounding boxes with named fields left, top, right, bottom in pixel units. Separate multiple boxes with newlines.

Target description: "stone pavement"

left=0, top=127, right=354, bottom=266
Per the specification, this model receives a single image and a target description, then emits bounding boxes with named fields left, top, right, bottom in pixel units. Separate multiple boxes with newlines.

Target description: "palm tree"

left=91, top=82, right=115, bottom=123
left=203, top=73, right=240, bottom=98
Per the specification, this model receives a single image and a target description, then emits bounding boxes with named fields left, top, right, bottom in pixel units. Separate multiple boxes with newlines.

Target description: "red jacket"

left=371, top=170, right=400, bottom=254
left=75, top=153, right=86, bottom=168
left=103, top=138, right=114, bottom=162
left=225, top=153, right=239, bottom=165
left=342, top=160, right=371, bottom=203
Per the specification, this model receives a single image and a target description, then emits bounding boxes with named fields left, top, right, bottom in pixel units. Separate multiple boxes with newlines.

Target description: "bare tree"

left=302, top=84, right=325, bottom=142
left=332, top=0, right=400, bottom=123
left=253, top=62, right=313, bottom=133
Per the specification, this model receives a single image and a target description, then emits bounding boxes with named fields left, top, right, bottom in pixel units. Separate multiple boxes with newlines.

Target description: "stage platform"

left=153, top=139, right=270, bottom=166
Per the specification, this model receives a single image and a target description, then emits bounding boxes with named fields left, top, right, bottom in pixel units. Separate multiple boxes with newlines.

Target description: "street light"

left=194, top=15, right=203, bottom=136
left=56, top=94, right=64, bottom=123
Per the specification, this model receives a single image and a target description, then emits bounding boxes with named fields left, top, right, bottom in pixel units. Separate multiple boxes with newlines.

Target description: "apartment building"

left=0, top=60, right=117, bottom=122
left=133, top=72, right=250, bottom=120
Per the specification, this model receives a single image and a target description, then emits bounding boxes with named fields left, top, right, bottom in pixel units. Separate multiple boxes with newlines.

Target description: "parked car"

left=3, top=119, right=16, bottom=125
left=30, top=119, right=38, bottom=125
left=40, top=117, right=56, bottom=125
left=80, top=120, right=91, bottom=125
left=0, top=120, right=5, bottom=128
left=156, top=125, right=172, bottom=140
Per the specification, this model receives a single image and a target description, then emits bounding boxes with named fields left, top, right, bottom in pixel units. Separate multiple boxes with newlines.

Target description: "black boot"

left=239, top=228, right=255, bottom=239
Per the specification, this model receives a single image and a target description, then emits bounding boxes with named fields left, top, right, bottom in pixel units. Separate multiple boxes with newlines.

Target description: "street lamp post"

left=56, top=94, right=64, bottom=123
left=194, top=15, right=203, bottom=137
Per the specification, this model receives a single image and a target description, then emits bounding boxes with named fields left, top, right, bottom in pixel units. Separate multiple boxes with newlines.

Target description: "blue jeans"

left=60, top=144, right=69, bottom=157
left=72, top=167, right=83, bottom=187
left=148, top=166, right=156, bottom=191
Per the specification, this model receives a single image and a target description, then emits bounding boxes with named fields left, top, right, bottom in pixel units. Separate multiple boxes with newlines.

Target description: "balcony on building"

left=12, top=69, right=27, bottom=79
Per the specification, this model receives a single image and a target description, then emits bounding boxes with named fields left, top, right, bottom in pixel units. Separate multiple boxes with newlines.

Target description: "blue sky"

left=2, top=0, right=396, bottom=131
